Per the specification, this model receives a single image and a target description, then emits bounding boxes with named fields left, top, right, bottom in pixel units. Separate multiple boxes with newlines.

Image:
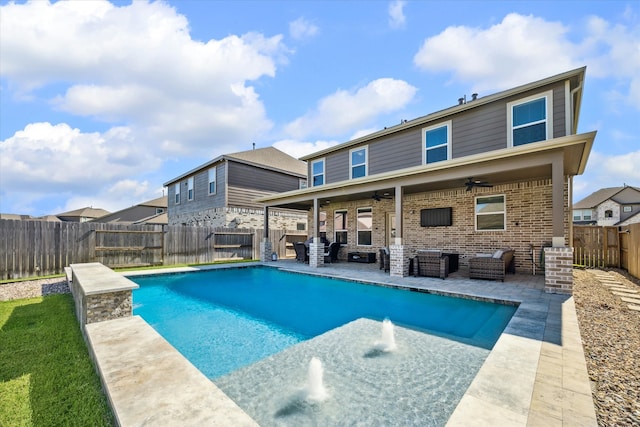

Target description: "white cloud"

left=63, top=179, right=162, bottom=213
left=388, top=1, right=406, bottom=29
left=284, top=78, right=417, bottom=139
left=413, top=13, right=578, bottom=93
left=574, top=150, right=640, bottom=201
left=0, top=0, right=287, bottom=155
left=412, top=12, right=640, bottom=108
left=0, top=122, right=162, bottom=211
left=289, top=17, right=319, bottom=40
left=273, top=139, right=340, bottom=160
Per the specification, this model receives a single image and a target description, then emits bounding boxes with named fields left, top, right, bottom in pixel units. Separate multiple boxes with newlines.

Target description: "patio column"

left=260, top=206, right=272, bottom=262
left=309, top=198, right=324, bottom=267
left=390, top=185, right=409, bottom=277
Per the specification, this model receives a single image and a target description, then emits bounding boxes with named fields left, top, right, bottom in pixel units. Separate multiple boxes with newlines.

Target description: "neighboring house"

left=91, top=196, right=168, bottom=225
left=165, top=147, right=308, bottom=230
left=0, top=214, right=61, bottom=222
left=56, top=207, right=110, bottom=222
left=573, top=186, right=640, bottom=226
left=259, top=67, right=597, bottom=294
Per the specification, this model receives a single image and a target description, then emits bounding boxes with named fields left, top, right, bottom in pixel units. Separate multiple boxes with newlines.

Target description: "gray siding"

left=167, top=163, right=226, bottom=219
left=227, top=186, right=277, bottom=208
left=227, top=161, right=300, bottom=193
left=308, top=80, right=571, bottom=185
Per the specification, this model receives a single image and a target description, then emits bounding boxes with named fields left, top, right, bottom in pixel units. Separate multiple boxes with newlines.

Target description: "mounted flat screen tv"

left=420, top=207, right=452, bottom=227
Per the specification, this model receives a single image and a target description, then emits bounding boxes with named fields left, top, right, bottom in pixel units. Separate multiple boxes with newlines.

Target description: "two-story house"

left=573, top=185, right=640, bottom=226
left=258, top=67, right=597, bottom=294
left=165, top=146, right=308, bottom=231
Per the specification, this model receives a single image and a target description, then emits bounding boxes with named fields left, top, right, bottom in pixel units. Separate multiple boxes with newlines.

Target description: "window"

left=296, top=222, right=306, bottom=231
left=508, top=91, right=552, bottom=147
left=319, top=211, right=327, bottom=239
left=208, top=167, right=216, bottom=195
left=299, top=179, right=307, bottom=189
left=573, top=209, right=593, bottom=221
left=174, top=183, right=180, bottom=204
left=623, top=206, right=632, bottom=213
left=604, top=210, right=613, bottom=218
left=187, top=177, right=194, bottom=201
left=357, top=207, right=372, bottom=245
left=475, top=195, right=505, bottom=231
left=423, top=121, right=451, bottom=164
left=350, top=146, right=367, bottom=179
left=334, top=210, right=348, bottom=244
left=156, top=208, right=165, bottom=214
left=312, top=159, right=325, bottom=186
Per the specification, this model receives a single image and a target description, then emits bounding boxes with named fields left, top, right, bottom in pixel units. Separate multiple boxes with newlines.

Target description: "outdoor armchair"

left=413, top=249, right=449, bottom=279
left=469, top=248, right=515, bottom=282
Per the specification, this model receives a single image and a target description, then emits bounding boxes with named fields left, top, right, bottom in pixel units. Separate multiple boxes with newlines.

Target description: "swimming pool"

left=131, top=266, right=517, bottom=426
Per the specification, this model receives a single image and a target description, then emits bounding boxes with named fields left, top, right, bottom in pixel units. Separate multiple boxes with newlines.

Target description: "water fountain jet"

left=304, top=357, right=328, bottom=402
left=374, top=318, right=397, bottom=352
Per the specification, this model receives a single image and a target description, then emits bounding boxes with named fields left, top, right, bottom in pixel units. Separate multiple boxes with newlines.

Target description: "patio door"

left=386, top=213, right=396, bottom=247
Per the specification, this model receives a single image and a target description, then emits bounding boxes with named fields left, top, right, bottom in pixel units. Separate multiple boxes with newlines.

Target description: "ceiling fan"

left=465, top=177, right=493, bottom=192
left=371, top=191, right=393, bottom=201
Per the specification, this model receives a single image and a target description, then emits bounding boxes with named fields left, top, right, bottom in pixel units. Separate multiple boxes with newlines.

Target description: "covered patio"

left=258, top=133, right=595, bottom=294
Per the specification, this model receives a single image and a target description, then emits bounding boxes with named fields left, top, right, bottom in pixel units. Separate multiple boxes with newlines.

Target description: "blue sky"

left=1, top=0, right=638, bottom=216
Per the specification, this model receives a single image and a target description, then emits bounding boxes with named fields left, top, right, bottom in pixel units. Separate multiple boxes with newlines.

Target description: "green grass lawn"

left=0, top=294, right=114, bottom=426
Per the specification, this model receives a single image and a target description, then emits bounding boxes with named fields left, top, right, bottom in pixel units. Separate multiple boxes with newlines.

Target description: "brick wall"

left=309, top=178, right=568, bottom=273
left=544, top=247, right=574, bottom=293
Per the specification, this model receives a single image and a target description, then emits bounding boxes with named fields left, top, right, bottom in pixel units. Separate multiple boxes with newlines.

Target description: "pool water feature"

left=131, top=266, right=517, bottom=426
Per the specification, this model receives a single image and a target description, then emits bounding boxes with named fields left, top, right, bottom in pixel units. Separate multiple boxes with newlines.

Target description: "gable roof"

left=164, top=146, right=306, bottom=186
left=574, top=186, right=640, bottom=209
left=301, top=66, right=586, bottom=161
left=56, top=207, right=110, bottom=219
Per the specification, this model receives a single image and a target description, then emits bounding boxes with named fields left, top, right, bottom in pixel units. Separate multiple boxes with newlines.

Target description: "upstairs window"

left=208, top=167, right=217, bottom=195
left=334, top=210, right=348, bottom=244
left=187, top=177, right=194, bottom=201
left=357, top=207, right=372, bottom=246
left=423, top=121, right=451, bottom=164
left=604, top=210, right=613, bottom=218
left=573, top=209, right=593, bottom=221
left=508, top=91, right=552, bottom=147
left=312, top=159, right=325, bottom=186
left=475, top=195, right=506, bottom=231
left=350, top=146, right=367, bottom=179
left=174, top=183, right=181, bottom=204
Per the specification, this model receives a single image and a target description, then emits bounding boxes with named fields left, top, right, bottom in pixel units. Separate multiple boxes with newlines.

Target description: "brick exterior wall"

left=169, top=206, right=307, bottom=231
left=309, top=178, right=568, bottom=274
left=544, top=247, right=574, bottom=293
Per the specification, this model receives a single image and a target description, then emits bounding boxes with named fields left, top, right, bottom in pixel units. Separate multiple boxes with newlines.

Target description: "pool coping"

left=85, top=262, right=596, bottom=426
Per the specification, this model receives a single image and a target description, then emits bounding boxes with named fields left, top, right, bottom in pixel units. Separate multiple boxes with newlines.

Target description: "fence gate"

left=573, top=225, right=620, bottom=268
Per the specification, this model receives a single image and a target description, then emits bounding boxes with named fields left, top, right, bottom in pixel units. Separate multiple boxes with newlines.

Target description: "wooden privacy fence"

left=0, top=219, right=307, bottom=280
left=573, top=224, right=640, bottom=279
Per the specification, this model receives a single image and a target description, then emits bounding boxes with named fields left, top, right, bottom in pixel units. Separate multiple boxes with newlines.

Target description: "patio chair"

left=413, top=250, right=449, bottom=279
left=469, top=248, right=515, bottom=282
left=294, top=242, right=309, bottom=263
left=378, top=247, right=390, bottom=272
left=324, top=242, right=341, bottom=263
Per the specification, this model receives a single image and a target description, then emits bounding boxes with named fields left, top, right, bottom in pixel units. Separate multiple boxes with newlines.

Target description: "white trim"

left=565, top=81, right=571, bottom=137
left=208, top=167, right=217, bottom=195
left=507, top=90, right=553, bottom=147
left=311, top=158, right=325, bottom=187
left=349, top=146, right=368, bottom=179
left=422, top=120, right=452, bottom=165
left=174, top=183, right=181, bottom=204
left=334, top=209, right=348, bottom=244
left=475, top=194, right=506, bottom=231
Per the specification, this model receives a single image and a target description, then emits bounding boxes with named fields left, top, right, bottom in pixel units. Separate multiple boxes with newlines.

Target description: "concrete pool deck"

left=85, top=261, right=597, bottom=426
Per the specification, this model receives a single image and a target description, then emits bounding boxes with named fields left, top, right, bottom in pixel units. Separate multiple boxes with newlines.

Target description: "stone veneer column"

left=309, top=241, right=325, bottom=268
left=544, top=247, right=574, bottom=294
left=390, top=244, right=410, bottom=277
left=260, top=239, right=272, bottom=262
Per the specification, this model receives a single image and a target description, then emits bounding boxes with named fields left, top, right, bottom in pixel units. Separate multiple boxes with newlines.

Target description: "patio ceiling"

left=259, top=131, right=596, bottom=211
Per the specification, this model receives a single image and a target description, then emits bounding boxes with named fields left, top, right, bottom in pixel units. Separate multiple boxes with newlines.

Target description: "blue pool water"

left=131, top=266, right=516, bottom=380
